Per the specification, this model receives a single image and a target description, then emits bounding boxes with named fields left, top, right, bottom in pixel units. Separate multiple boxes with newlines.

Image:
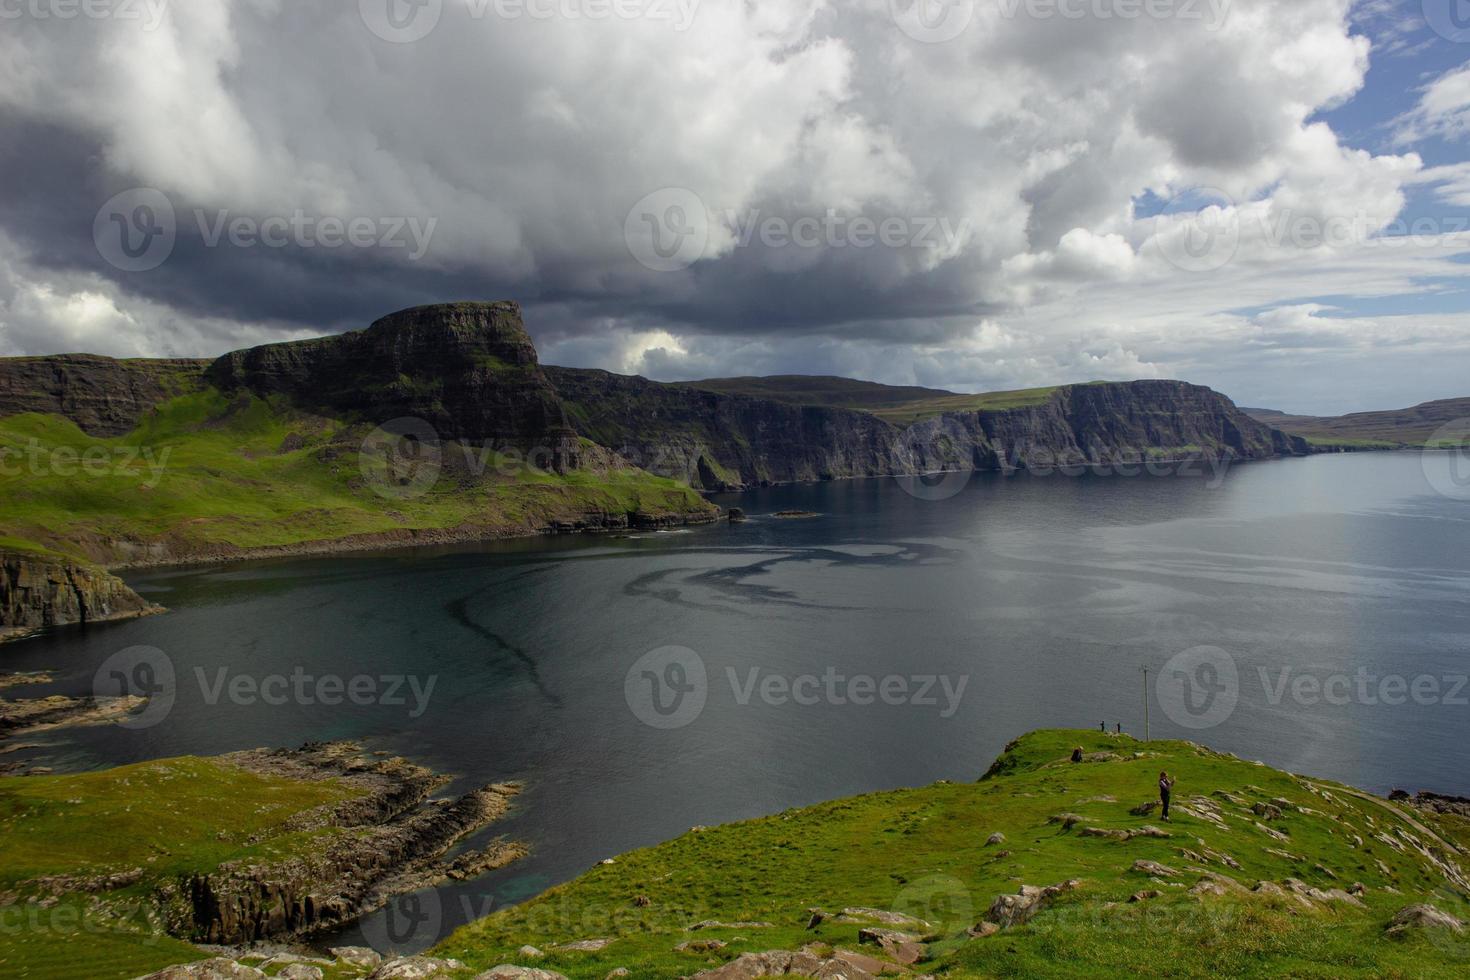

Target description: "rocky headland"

left=3, top=741, right=527, bottom=973
left=0, top=550, right=162, bottom=642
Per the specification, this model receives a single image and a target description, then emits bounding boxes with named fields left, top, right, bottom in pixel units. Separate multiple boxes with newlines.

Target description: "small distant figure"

left=1099, top=722, right=1106, bottom=732
left=1114, top=723, right=1122, bottom=735
left=1071, top=746, right=1084, bottom=763
left=1159, top=770, right=1175, bottom=821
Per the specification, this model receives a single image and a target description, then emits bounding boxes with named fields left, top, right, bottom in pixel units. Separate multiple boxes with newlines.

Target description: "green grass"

left=432, top=730, right=1470, bottom=978
left=680, top=375, right=1064, bottom=425
left=0, top=389, right=713, bottom=565
left=867, top=387, right=1062, bottom=425
left=0, top=757, right=364, bottom=979
left=1301, top=436, right=1404, bottom=451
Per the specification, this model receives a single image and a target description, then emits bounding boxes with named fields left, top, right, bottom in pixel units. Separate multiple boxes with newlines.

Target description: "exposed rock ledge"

left=0, top=551, right=161, bottom=643
left=152, top=742, right=528, bottom=946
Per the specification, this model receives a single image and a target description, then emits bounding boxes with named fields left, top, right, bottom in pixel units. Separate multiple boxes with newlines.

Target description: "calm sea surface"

left=4, top=452, right=1469, bottom=948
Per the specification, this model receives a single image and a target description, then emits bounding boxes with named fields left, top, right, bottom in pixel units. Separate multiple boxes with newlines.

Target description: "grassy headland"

left=0, top=756, right=361, bottom=978
left=433, top=729, right=1470, bottom=978
left=0, top=388, right=713, bottom=568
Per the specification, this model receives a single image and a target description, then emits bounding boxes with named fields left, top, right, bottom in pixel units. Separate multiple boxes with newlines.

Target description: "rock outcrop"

left=0, top=551, right=158, bottom=642
left=160, top=743, right=527, bottom=946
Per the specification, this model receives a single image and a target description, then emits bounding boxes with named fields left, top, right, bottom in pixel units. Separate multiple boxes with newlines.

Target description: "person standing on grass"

left=1159, top=770, right=1175, bottom=820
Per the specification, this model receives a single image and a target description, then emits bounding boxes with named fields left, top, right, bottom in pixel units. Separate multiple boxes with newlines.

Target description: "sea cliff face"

left=0, top=552, right=159, bottom=641
left=552, top=370, right=1308, bottom=491
left=549, top=366, right=913, bottom=490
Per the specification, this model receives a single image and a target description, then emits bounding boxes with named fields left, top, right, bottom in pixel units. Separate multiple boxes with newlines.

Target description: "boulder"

left=367, top=957, right=467, bottom=979
left=808, top=907, right=931, bottom=931
left=688, top=951, right=827, bottom=979
left=691, top=920, right=774, bottom=931
left=332, top=948, right=384, bottom=970
left=984, top=880, right=1081, bottom=929
left=474, top=969, right=570, bottom=980
left=277, top=968, right=323, bottom=980
left=986, top=832, right=1006, bottom=846
left=676, top=939, right=728, bottom=953
left=1047, top=813, right=1084, bottom=830
left=856, top=927, right=927, bottom=965
left=516, top=946, right=544, bottom=959
left=1385, top=904, right=1466, bottom=936
left=1131, top=860, right=1179, bottom=877
left=139, top=961, right=267, bottom=980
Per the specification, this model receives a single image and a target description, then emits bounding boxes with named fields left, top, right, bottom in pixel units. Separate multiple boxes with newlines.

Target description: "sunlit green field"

left=0, top=389, right=712, bottom=566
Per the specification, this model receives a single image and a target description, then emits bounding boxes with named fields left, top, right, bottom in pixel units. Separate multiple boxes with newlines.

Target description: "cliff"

left=552, top=370, right=1308, bottom=491
left=0, top=551, right=159, bottom=641
left=0, top=354, right=207, bottom=436
left=549, top=366, right=915, bottom=491
left=207, top=301, right=581, bottom=469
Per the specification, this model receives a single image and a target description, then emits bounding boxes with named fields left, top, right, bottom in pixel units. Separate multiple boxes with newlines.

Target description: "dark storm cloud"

left=1, top=1, right=1467, bottom=411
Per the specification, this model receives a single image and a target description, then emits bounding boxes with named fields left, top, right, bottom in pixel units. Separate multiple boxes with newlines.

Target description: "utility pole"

left=1141, top=665, right=1150, bottom=742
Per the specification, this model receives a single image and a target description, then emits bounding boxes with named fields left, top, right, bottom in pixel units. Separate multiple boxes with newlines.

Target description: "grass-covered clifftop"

left=432, top=729, right=1470, bottom=978
left=0, top=387, right=713, bottom=569
left=0, top=754, right=361, bottom=977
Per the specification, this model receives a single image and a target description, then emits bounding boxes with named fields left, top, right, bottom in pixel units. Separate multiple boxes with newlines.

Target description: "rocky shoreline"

left=97, top=508, right=722, bottom=573
left=157, top=743, right=527, bottom=947
left=0, top=550, right=165, bottom=643
left=6, top=741, right=528, bottom=965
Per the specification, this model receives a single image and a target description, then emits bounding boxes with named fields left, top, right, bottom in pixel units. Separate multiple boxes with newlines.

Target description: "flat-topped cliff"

left=554, top=369, right=1307, bottom=491
left=207, top=301, right=580, bottom=465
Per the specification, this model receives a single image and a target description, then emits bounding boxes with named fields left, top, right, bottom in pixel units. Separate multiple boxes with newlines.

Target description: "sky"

left=3, top=0, right=1470, bottom=415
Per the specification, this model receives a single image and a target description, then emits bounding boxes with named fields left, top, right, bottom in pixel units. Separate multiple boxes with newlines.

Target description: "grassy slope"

left=1245, top=398, right=1470, bottom=450
left=434, top=730, right=1470, bottom=979
left=0, top=389, right=712, bottom=566
left=0, top=757, right=363, bottom=979
left=680, top=376, right=1063, bottom=425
